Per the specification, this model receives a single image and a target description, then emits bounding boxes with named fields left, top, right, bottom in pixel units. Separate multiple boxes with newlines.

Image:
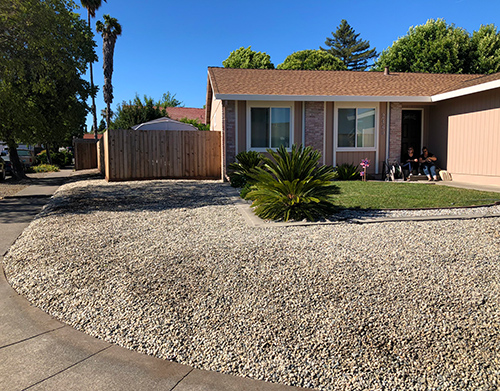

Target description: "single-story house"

left=205, top=67, right=500, bottom=186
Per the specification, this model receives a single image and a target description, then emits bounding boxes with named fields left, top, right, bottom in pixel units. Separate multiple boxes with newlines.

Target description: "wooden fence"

left=74, top=139, right=97, bottom=170
left=104, top=129, right=221, bottom=181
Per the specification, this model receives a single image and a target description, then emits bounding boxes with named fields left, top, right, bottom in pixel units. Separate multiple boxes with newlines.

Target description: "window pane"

left=251, top=108, right=269, bottom=148
left=338, top=108, right=355, bottom=147
left=270, top=108, right=290, bottom=148
left=357, top=108, right=375, bottom=147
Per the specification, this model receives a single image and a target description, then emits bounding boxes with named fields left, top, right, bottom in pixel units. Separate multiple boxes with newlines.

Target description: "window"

left=249, top=106, right=291, bottom=150
left=337, top=107, right=376, bottom=149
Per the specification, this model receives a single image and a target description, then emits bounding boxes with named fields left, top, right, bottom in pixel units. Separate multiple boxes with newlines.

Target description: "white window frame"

left=246, top=101, right=294, bottom=152
left=334, top=102, right=379, bottom=152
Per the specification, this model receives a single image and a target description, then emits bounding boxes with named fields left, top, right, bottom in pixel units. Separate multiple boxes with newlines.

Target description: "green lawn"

left=334, top=181, right=500, bottom=209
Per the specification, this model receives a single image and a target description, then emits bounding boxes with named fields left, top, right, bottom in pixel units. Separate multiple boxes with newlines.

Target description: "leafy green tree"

left=90, top=118, right=106, bottom=134
left=113, top=95, right=168, bottom=129
left=374, top=19, right=472, bottom=73
left=277, top=50, right=346, bottom=70
left=0, top=0, right=95, bottom=178
left=223, top=46, right=274, bottom=69
left=321, top=19, right=377, bottom=71
left=96, top=14, right=122, bottom=131
left=80, top=0, right=106, bottom=140
left=157, top=92, right=183, bottom=108
left=470, top=24, right=500, bottom=74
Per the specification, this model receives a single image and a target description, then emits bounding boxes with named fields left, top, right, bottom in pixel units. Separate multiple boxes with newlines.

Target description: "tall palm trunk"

left=87, top=11, right=98, bottom=140
left=102, top=37, right=115, bottom=131
left=97, top=15, right=121, bottom=132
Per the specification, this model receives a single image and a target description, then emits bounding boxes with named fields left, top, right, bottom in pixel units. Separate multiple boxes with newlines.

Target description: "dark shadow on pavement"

left=41, top=181, right=234, bottom=218
left=0, top=198, right=49, bottom=224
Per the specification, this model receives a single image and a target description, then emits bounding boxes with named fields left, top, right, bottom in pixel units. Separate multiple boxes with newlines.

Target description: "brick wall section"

left=304, top=101, right=324, bottom=164
left=389, top=102, right=402, bottom=162
left=222, top=100, right=236, bottom=180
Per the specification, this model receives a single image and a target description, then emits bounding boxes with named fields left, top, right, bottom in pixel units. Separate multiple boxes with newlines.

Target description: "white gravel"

left=4, top=179, right=500, bottom=390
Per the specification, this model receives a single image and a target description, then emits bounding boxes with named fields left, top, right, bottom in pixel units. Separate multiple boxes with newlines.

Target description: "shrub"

left=245, top=145, right=339, bottom=222
left=228, top=150, right=264, bottom=188
left=334, top=163, right=361, bottom=181
left=178, top=117, right=210, bottom=131
left=31, top=164, right=60, bottom=173
left=36, top=150, right=73, bottom=167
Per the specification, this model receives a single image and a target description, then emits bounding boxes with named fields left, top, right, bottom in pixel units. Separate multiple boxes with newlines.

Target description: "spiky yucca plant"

left=334, top=163, right=361, bottom=180
left=245, top=145, right=339, bottom=221
left=228, top=150, right=264, bottom=188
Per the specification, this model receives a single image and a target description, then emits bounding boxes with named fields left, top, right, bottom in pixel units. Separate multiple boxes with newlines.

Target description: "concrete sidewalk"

left=1, top=170, right=301, bottom=391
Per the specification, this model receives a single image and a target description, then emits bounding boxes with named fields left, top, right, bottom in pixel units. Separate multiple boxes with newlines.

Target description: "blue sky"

left=78, top=0, right=500, bottom=131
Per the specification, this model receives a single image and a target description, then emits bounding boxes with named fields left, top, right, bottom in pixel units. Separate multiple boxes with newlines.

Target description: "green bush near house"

left=228, top=150, right=264, bottom=188
left=245, top=145, right=339, bottom=222
left=334, top=163, right=361, bottom=181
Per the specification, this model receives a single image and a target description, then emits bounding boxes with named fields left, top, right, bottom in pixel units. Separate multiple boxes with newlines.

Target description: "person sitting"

left=401, top=147, right=419, bottom=180
left=419, top=146, right=438, bottom=181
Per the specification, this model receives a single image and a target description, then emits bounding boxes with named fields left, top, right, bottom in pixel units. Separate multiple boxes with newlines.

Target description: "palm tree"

left=96, top=15, right=122, bottom=131
left=80, top=0, right=106, bottom=140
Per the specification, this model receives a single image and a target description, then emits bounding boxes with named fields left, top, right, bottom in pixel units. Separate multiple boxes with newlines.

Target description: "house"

left=164, top=107, right=206, bottom=124
left=206, top=67, right=500, bottom=186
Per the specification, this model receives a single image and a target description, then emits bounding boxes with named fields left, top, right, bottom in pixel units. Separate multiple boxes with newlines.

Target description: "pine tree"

left=321, top=19, right=377, bottom=71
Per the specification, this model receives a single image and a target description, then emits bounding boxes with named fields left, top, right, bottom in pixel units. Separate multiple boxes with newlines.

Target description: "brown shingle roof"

left=208, top=67, right=482, bottom=99
left=437, top=72, right=500, bottom=93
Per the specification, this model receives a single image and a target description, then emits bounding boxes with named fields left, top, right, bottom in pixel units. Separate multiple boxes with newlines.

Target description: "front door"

left=401, top=110, right=422, bottom=158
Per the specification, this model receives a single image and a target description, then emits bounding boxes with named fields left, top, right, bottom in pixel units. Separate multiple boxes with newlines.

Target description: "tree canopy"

left=373, top=19, right=500, bottom=74
left=112, top=93, right=182, bottom=130
left=374, top=19, right=472, bottom=73
left=223, top=46, right=274, bottom=69
left=0, top=0, right=95, bottom=177
left=277, top=50, right=346, bottom=71
left=157, top=92, right=183, bottom=108
left=469, top=24, right=500, bottom=74
left=321, top=20, right=377, bottom=71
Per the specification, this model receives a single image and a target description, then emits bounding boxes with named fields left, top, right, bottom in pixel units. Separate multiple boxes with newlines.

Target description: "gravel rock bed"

left=4, top=179, right=500, bottom=390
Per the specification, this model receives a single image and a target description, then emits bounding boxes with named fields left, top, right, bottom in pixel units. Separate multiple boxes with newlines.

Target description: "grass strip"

left=334, top=181, right=500, bottom=209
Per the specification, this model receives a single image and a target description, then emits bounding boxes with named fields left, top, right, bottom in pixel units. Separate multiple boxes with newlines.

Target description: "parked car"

left=0, top=156, right=6, bottom=181
left=16, top=149, right=35, bottom=167
left=2, top=155, right=13, bottom=176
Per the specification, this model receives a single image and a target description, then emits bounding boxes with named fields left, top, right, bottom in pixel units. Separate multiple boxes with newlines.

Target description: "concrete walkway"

left=0, top=169, right=301, bottom=391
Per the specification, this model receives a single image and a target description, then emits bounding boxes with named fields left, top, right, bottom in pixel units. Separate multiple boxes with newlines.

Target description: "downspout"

left=386, top=102, right=390, bottom=162
left=235, top=100, right=238, bottom=156
left=302, top=102, right=306, bottom=146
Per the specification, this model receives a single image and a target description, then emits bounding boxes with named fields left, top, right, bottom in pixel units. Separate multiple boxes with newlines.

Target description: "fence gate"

left=103, top=129, right=221, bottom=181
left=74, top=139, right=97, bottom=170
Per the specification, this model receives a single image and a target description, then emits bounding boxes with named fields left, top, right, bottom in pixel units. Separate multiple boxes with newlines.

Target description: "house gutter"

left=431, top=79, right=500, bottom=102
left=215, top=94, right=432, bottom=103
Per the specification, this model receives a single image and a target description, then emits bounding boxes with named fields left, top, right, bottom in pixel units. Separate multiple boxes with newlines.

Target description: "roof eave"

left=214, top=94, right=432, bottom=103
left=431, top=79, right=500, bottom=102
